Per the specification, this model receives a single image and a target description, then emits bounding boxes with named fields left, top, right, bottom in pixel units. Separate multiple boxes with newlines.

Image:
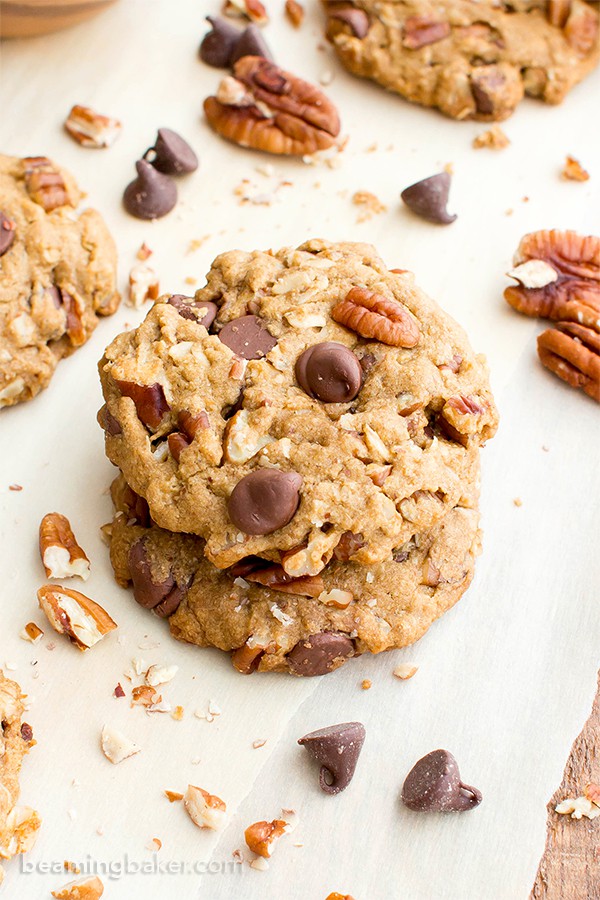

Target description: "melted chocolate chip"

left=199, top=16, right=241, bottom=68
left=401, top=172, right=457, bottom=225
left=218, top=315, right=277, bottom=360
left=298, top=722, right=365, bottom=794
left=128, top=539, right=186, bottom=616
left=123, top=160, right=177, bottom=220
left=287, top=632, right=355, bottom=676
left=166, top=294, right=218, bottom=329
left=227, top=469, right=302, bottom=535
left=295, top=342, right=363, bottom=403
left=145, top=128, right=198, bottom=175
left=401, top=749, right=482, bottom=812
left=0, top=212, right=16, bottom=257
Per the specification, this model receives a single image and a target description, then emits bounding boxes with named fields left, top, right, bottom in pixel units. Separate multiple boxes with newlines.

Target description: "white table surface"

left=1, top=2, right=599, bottom=898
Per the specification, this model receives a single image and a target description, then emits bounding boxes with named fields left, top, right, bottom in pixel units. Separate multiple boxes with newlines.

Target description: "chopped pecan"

left=244, top=564, right=324, bottom=597
left=60, top=290, right=86, bottom=346
left=438, top=395, right=489, bottom=446
left=184, top=785, right=227, bottom=830
left=64, top=104, right=122, bottom=148
left=333, top=531, right=365, bottom=561
left=537, top=322, right=600, bottom=403
left=245, top=819, right=288, bottom=858
left=115, top=380, right=170, bottom=430
left=223, top=0, right=268, bottom=25
left=128, top=264, right=159, bottom=309
left=231, top=641, right=265, bottom=674
left=402, top=16, right=450, bottom=49
left=38, top=585, right=117, bottom=650
left=547, top=0, right=571, bottom=28
left=332, top=287, right=420, bottom=348
left=561, top=155, right=589, bottom=182
left=204, top=57, right=341, bottom=156
left=505, top=230, right=600, bottom=330
left=23, top=157, right=71, bottom=211
left=285, top=0, right=304, bottom=28
left=167, top=432, right=191, bottom=462
left=39, top=512, right=90, bottom=580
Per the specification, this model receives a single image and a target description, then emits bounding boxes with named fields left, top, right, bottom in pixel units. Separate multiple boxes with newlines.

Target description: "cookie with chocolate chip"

left=99, top=239, right=496, bottom=573
left=323, top=0, right=599, bottom=121
left=0, top=153, right=119, bottom=409
left=107, top=472, right=481, bottom=675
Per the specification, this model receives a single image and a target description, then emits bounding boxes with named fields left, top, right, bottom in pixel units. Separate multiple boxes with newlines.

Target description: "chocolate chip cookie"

left=107, top=473, right=481, bottom=676
left=99, top=239, right=497, bottom=575
left=0, top=671, right=39, bottom=883
left=0, top=153, right=119, bottom=408
left=323, top=0, right=600, bottom=121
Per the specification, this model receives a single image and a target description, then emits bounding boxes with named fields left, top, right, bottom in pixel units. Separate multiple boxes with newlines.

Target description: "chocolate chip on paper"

left=0, top=211, right=16, bottom=256
left=227, top=468, right=302, bottom=535
left=123, top=160, right=177, bottom=220
left=295, top=342, right=362, bottom=403
left=218, top=314, right=277, bottom=359
left=145, top=128, right=199, bottom=175
left=231, top=24, right=273, bottom=65
left=401, top=749, right=482, bottom=812
left=298, top=722, right=366, bottom=794
left=401, top=172, right=457, bottom=225
left=287, top=632, right=355, bottom=676
left=200, top=16, right=241, bottom=67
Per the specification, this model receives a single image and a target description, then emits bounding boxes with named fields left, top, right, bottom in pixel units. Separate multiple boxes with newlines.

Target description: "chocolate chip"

left=145, top=128, right=199, bottom=175
left=471, top=68, right=505, bottom=116
left=20, top=722, right=34, bottom=742
left=123, top=160, right=177, bottom=220
left=298, top=721, right=365, bottom=794
left=227, top=468, right=302, bottom=535
left=200, top=16, right=241, bottom=68
left=328, top=7, right=370, bottom=38
left=295, top=342, right=363, bottom=403
left=231, top=24, right=274, bottom=65
left=128, top=539, right=186, bottom=616
left=287, top=632, right=355, bottom=676
left=115, top=379, right=170, bottom=430
left=166, top=294, right=218, bottom=329
left=218, top=315, right=277, bottom=360
left=0, top=212, right=16, bottom=256
left=401, top=172, right=457, bottom=225
left=401, top=749, right=482, bottom=812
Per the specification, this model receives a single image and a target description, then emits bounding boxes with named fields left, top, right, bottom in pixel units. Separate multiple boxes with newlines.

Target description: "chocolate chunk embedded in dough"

left=227, top=469, right=302, bottom=535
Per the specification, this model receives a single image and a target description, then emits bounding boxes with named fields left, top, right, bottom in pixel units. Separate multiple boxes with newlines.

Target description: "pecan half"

left=537, top=322, right=600, bottom=403
left=332, top=287, right=420, bottom=348
left=204, top=56, right=341, bottom=156
left=22, top=157, right=71, bottom=211
left=39, top=512, right=90, bottom=580
left=402, top=16, right=450, bottom=49
left=244, top=564, right=325, bottom=597
left=505, top=230, right=600, bottom=330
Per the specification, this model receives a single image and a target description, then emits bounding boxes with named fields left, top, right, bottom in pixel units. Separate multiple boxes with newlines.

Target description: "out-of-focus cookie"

left=0, top=153, right=119, bottom=408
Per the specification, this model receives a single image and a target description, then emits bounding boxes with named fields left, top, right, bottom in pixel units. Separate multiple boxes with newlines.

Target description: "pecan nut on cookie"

left=0, top=153, right=119, bottom=408
left=99, top=240, right=497, bottom=575
left=322, top=0, right=599, bottom=121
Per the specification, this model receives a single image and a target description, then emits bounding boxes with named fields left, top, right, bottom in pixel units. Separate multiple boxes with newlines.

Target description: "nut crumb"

left=171, top=705, right=184, bottom=721
left=361, top=679, right=372, bottom=690
left=351, top=190, right=386, bottom=223
left=186, top=236, right=209, bottom=254
left=513, top=497, right=523, bottom=507
left=164, top=790, right=184, bottom=803
left=63, top=861, right=80, bottom=874
left=52, top=876, right=104, bottom=900
left=285, top=0, right=304, bottom=27
left=20, top=622, right=44, bottom=644
left=253, top=739, right=267, bottom=749
left=393, top=664, right=418, bottom=680
left=9, top=484, right=23, bottom=491
left=136, top=242, right=153, bottom=261
left=184, top=785, right=227, bottom=830
left=128, top=264, right=159, bottom=309
left=100, top=725, right=140, bottom=764
left=555, top=795, right=600, bottom=820
left=146, top=837, right=162, bottom=852
left=472, top=125, right=510, bottom=150
left=113, top=683, right=125, bottom=699
left=561, top=155, right=590, bottom=182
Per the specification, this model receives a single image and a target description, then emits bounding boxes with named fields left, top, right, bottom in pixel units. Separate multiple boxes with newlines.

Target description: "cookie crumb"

left=252, top=739, right=267, bottom=749
left=171, top=705, right=184, bottom=721
left=186, top=236, right=209, bottom=254
left=352, top=190, right=386, bottom=223
left=561, top=155, right=589, bottom=182
left=184, top=277, right=197, bottom=286
left=473, top=125, right=510, bottom=150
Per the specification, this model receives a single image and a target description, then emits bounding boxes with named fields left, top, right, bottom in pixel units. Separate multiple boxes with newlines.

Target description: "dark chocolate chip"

left=128, top=539, right=185, bottom=616
left=218, top=315, right=277, bottom=360
left=287, top=632, right=355, bottom=676
left=401, top=172, right=457, bottom=225
left=295, top=341, right=363, bottom=403
left=145, top=128, right=198, bottom=175
left=401, top=749, right=482, bottom=812
left=200, top=16, right=241, bottom=68
left=166, top=294, right=218, bottom=329
left=0, top=212, right=16, bottom=257
left=328, top=7, right=370, bottom=38
left=231, top=24, right=274, bottom=65
left=115, top=379, right=170, bottom=430
left=20, top=722, right=34, bottom=742
left=123, top=160, right=177, bottom=220
left=298, top=721, right=365, bottom=794
left=98, top=404, right=122, bottom=436
left=227, top=468, right=302, bottom=535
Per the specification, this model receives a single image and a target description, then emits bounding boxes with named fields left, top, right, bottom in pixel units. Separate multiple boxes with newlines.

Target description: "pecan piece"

left=245, top=819, right=288, bottom=858
left=204, top=56, right=341, bottom=156
left=184, top=785, right=227, bottom=830
left=402, top=16, right=450, bottom=49
left=332, top=287, right=420, bottom=348
left=64, top=104, right=122, bottom=148
left=537, top=322, right=600, bottom=403
left=547, top=0, right=571, bottom=28
left=39, top=512, right=90, bottom=580
left=244, top=564, right=325, bottom=597
left=505, top=230, right=600, bottom=330
left=438, top=395, right=489, bottom=446
left=37, top=585, right=117, bottom=650
left=223, top=0, right=268, bottom=26
left=231, top=641, right=266, bottom=674
left=285, top=0, right=304, bottom=28
left=22, top=157, right=72, bottom=211
left=115, top=379, right=170, bottom=430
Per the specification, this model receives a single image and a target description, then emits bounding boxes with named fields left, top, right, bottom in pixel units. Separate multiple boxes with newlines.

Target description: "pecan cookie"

left=107, top=473, right=481, bottom=675
left=0, top=153, right=119, bottom=409
left=99, top=240, right=497, bottom=574
left=323, top=0, right=599, bottom=121
left=0, top=671, right=40, bottom=883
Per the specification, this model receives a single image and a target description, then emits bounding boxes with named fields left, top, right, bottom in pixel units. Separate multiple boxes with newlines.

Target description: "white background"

left=1, top=2, right=599, bottom=898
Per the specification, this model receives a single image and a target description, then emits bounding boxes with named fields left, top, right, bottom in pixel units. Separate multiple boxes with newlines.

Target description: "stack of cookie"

left=99, top=240, right=498, bottom=676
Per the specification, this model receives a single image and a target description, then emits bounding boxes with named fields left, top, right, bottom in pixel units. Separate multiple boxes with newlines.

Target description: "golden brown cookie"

left=323, top=0, right=600, bottom=121
left=0, top=153, right=119, bottom=408
left=99, top=239, right=497, bottom=575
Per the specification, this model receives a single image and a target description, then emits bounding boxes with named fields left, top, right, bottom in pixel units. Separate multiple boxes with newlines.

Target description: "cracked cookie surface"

left=99, top=239, right=496, bottom=574
left=323, top=0, right=600, bottom=121
left=0, top=153, right=119, bottom=408
left=108, top=473, right=481, bottom=675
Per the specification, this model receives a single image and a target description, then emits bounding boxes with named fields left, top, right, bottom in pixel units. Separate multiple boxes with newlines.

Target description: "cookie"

left=323, top=0, right=600, bottom=121
left=99, top=239, right=497, bottom=575
left=107, top=473, right=481, bottom=675
left=0, top=153, right=119, bottom=408
left=0, top=671, right=39, bottom=883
